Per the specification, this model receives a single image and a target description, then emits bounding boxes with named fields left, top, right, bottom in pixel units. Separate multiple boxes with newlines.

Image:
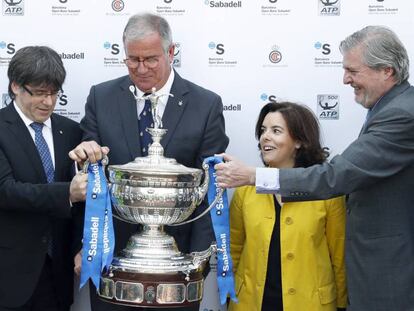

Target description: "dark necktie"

left=138, top=99, right=154, bottom=156
left=30, top=122, right=55, bottom=183
left=30, top=122, right=55, bottom=257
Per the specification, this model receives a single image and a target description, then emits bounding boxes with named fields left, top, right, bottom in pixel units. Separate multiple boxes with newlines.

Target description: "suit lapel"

left=118, top=77, right=141, bottom=159
left=359, top=81, right=410, bottom=136
left=3, top=104, right=46, bottom=182
left=161, top=72, right=188, bottom=149
left=51, top=115, right=68, bottom=181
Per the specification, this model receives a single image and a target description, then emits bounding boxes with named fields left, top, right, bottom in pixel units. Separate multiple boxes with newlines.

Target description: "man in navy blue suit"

left=70, top=13, right=229, bottom=311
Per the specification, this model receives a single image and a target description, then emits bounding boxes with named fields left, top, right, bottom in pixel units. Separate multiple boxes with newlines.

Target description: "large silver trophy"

left=97, top=88, right=222, bottom=308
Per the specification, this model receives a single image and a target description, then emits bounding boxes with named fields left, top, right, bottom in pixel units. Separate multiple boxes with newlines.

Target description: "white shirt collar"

left=13, top=101, right=52, bottom=129
left=135, top=68, right=175, bottom=117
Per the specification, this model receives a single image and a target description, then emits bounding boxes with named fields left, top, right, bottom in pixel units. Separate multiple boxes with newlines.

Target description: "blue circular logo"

left=103, top=42, right=111, bottom=49
left=260, top=93, right=268, bottom=101
left=208, top=42, right=216, bottom=49
left=314, top=42, right=322, bottom=49
left=0, top=42, right=6, bottom=49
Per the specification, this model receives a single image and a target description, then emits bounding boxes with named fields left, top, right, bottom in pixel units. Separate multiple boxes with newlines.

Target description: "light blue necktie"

left=138, top=99, right=154, bottom=156
left=30, top=122, right=55, bottom=183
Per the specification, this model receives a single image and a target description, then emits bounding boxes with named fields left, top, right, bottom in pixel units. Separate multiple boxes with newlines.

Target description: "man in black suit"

left=0, top=46, right=87, bottom=311
left=69, top=12, right=229, bottom=311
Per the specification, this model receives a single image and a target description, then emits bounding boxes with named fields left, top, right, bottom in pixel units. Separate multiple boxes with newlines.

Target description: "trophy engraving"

left=91, top=87, right=222, bottom=308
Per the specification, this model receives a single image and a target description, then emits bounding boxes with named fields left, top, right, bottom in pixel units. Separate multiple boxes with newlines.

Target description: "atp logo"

left=319, top=0, right=340, bottom=15
left=317, top=94, right=339, bottom=119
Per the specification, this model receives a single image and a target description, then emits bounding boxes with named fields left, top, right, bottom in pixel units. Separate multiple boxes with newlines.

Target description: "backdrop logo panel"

left=0, top=41, right=16, bottom=67
left=155, top=0, right=186, bottom=16
left=112, top=0, right=124, bottom=11
left=314, top=41, right=341, bottom=67
left=204, top=0, right=242, bottom=8
left=318, top=0, right=340, bottom=16
left=51, top=0, right=81, bottom=16
left=54, top=92, right=82, bottom=121
left=263, top=45, right=287, bottom=68
left=317, top=94, right=339, bottom=119
left=261, top=0, right=291, bottom=16
left=103, top=42, right=124, bottom=67
left=2, top=0, right=24, bottom=16
left=368, top=1, right=398, bottom=15
left=1, top=93, right=10, bottom=108
left=260, top=93, right=278, bottom=103
left=208, top=42, right=237, bottom=67
left=173, top=42, right=181, bottom=67
left=59, top=51, right=85, bottom=60
left=106, top=0, right=129, bottom=16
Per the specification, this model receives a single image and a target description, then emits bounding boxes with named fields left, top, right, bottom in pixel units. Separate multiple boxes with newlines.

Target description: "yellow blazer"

left=228, top=186, right=347, bottom=311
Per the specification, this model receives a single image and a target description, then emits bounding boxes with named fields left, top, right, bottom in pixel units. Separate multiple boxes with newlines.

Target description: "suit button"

left=285, top=217, right=293, bottom=225
left=286, top=253, right=295, bottom=260
left=288, top=288, right=296, bottom=295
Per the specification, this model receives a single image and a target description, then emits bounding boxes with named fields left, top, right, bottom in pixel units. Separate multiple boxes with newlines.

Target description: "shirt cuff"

left=256, top=167, right=280, bottom=194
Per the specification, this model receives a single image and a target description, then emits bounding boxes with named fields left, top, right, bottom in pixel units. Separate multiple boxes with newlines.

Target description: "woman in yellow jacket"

left=228, top=102, right=347, bottom=311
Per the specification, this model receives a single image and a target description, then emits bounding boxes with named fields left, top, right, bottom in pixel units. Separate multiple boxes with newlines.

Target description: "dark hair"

left=7, top=46, right=66, bottom=99
left=255, top=102, right=329, bottom=168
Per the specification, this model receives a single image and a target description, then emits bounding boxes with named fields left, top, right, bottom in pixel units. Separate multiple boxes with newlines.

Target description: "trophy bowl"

left=98, top=127, right=220, bottom=308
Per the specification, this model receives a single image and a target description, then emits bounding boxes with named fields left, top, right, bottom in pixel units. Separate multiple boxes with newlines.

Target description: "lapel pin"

left=178, top=100, right=183, bottom=106
left=59, top=130, right=63, bottom=134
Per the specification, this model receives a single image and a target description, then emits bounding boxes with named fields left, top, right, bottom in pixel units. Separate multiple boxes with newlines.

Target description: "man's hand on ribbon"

left=214, top=153, right=256, bottom=189
left=69, top=140, right=110, bottom=166
left=69, top=172, right=88, bottom=203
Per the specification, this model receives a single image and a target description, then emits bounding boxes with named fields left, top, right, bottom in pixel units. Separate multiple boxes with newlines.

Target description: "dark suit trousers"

left=0, top=257, right=69, bottom=311
left=89, top=282, right=200, bottom=311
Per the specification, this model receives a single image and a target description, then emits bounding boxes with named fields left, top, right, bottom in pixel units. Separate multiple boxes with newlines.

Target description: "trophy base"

left=98, top=268, right=204, bottom=308
left=97, top=226, right=215, bottom=307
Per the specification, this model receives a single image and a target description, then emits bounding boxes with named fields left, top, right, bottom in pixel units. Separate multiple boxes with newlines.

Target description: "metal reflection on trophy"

left=97, top=87, right=222, bottom=308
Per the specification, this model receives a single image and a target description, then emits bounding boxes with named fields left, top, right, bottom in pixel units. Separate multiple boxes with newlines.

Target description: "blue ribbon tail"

left=204, top=156, right=238, bottom=304
left=80, top=161, right=115, bottom=291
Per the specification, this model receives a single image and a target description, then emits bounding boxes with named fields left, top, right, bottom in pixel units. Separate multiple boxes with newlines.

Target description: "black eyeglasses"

left=22, top=85, right=62, bottom=98
left=123, top=56, right=160, bottom=69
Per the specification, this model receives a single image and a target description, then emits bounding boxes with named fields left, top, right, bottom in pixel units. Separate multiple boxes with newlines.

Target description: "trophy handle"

left=170, top=163, right=224, bottom=226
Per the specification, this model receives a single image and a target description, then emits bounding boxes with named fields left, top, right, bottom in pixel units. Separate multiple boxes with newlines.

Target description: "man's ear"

left=383, top=66, right=395, bottom=80
left=10, top=81, right=20, bottom=96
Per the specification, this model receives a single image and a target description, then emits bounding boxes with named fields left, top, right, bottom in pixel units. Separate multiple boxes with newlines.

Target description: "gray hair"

left=7, top=46, right=66, bottom=99
left=339, top=25, right=409, bottom=84
left=122, top=13, right=173, bottom=53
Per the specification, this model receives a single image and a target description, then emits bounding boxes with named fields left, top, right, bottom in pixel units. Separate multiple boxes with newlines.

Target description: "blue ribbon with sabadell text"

left=204, top=156, right=238, bottom=305
left=80, top=161, right=115, bottom=290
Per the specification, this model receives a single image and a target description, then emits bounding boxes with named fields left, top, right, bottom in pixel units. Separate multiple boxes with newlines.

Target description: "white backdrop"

left=1, top=0, right=413, bottom=310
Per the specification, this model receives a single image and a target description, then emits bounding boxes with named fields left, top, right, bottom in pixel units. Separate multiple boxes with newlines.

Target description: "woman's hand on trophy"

left=69, top=140, right=110, bottom=167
